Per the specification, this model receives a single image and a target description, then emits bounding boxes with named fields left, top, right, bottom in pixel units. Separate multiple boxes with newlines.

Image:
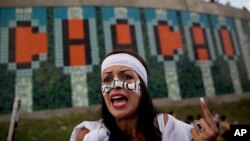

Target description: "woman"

left=70, top=49, right=218, bottom=141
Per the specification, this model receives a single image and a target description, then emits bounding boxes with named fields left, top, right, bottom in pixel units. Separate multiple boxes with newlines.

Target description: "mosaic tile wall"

left=0, top=7, right=250, bottom=114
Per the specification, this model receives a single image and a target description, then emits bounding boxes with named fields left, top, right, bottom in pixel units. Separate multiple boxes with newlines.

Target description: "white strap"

left=157, top=113, right=165, bottom=133
left=101, top=53, right=148, bottom=86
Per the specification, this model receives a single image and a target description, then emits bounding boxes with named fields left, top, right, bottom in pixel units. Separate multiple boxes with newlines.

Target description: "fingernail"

left=200, top=97, right=205, bottom=103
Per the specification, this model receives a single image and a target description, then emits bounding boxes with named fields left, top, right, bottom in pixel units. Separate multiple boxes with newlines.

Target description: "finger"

left=199, top=98, right=218, bottom=132
left=200, top=97, right=212, bottom=117
left=199, top=118, right=214, bottom=137
left=190, top=128, right=199, bottom=137
left=200, top=97, right=214, bottom=127
left=202, top=118, right=219, bottom=139
left=190, top=128, right=206, bottom=141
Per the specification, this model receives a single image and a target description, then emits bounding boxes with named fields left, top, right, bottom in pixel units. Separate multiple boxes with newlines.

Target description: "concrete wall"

left=0, top=0, right=250, bottom=19
left=0, top=0, right=250, bottom=114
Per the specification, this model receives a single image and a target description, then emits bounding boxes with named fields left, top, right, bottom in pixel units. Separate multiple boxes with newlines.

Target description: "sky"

left=204, top=0, right=250, bottom=10
left=219, top=0, right=250, bottom=9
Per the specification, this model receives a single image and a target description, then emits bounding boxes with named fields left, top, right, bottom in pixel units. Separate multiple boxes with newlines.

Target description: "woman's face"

left=101, top=65, right=140, bottom=119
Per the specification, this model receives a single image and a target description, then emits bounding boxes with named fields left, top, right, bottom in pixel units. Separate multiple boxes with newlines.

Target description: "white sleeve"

left=162, top=114, right=193, bottom=141
left=171, top=119, right=193, bottom=141
left=83, top=128, right=109, bottom=141
left=70, top=120, right=109, bottom=141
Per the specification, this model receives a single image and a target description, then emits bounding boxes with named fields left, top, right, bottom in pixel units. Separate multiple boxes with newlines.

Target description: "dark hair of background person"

left=220, top=115, right=227, bottom=121
left=100, top=48, right=162, bottom=141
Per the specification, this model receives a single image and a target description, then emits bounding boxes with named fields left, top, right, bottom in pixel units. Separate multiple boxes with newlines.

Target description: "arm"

left=191, top=98, right=218, bottom=141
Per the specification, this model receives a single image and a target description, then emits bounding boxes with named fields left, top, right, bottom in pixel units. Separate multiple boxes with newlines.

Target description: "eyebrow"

left=103, top=71, right=112, bottom=75
left=120, top=69, right=133, bottom=73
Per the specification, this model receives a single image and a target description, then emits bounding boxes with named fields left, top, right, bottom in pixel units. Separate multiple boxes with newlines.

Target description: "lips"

left=109, top=93, right=128, bottom=109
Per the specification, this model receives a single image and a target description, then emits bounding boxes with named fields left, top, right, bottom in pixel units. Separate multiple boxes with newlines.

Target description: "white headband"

left=101, top=53, right=147, bottom=86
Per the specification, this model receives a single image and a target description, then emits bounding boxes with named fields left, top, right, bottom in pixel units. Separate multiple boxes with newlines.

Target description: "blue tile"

left=181, top=11, right=190, bottom=26
left=199, top=13, right=209, bottom=27
left=83, top=7, right=95, bottom=19
left=128, top=8, right=140, bottom=21
left=32, top=7, right=47, bottom=26
left=210, top=15, right=219, bottom=28
left=101, top=7, right=114, bottom=21
left=167, top=10, right=178, bottom=26
left=144, top=8, right=155, bottom=21
left=53, top=7, right=67, bottom=19
left=0, top=8, right=15, bottom=27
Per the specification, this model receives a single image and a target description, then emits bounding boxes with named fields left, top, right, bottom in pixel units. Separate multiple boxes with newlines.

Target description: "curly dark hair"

left=101, top=48, right=162, bottom=141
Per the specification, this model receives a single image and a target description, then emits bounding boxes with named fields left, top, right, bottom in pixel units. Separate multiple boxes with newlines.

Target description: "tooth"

left=112, top=96, right=122, bottom=99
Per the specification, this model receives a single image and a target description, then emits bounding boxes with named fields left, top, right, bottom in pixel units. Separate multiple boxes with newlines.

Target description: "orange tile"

left=197, top=48, right=209, bottom=60
left=16, top=27, right=32, bottom=63
left=69, top=45, right=86, bottom=66
left=192, top=26, right=205, bottom=45
left=31, top=33, right=48, bottom=55
left=157, top=25, right=182, bottom=56
left=68, top=19, right=84, bottom=39
left=116, top=23, right=132, bottom=45
left=220, top=29, right=234, bottom=57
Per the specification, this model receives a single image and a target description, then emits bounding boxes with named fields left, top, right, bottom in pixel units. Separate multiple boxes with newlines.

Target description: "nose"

left=112, top=78, right=123, bottom=89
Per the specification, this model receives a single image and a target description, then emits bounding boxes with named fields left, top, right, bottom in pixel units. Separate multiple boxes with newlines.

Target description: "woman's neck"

left=115, top=115, right=144, bottom=140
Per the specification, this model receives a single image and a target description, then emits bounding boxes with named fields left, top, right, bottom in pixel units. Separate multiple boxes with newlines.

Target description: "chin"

left=111, top=111, right=131, bottom=119
left=111, top=111, right=125, bottom=118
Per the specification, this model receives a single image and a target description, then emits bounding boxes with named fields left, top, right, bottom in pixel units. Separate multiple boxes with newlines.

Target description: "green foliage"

left=87, top=7, right=105, bottom=105
left=96, top=7, right=106, bottom=58
left=87, top=65, right=102, bottom=105
left=140, top=8, right=168, bottom=98
left=177, top=53, right=205, bottom=98
left=211, top=56, right=234, bottom=94
left=0, top=64, right=15, bottom=114
left=147, top=56, right=168, bottom=98
left=207, top=14, right=234, bottom=95
left=33, top=7, right=72, bottom=110
left=33, top=62, right=72, bottom=110
left=237, top=56, right=250, bottom=92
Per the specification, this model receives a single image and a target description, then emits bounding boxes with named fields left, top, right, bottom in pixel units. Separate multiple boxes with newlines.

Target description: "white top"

left=70, top=114, right=193, bottom=141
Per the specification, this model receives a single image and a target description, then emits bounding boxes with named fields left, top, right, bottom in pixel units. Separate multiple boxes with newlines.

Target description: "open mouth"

left=110, top=94, right=128, bottom=108
left=110, top=95, right=128, bottom=103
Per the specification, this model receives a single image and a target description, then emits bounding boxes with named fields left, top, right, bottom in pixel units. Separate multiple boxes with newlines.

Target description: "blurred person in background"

left=168, top=111, right=176, bottom=118
left=212, top=110, right=221, bottom=128
left=219, top=115, right=230, bottom=141
left=186, top=115, right=195, bottom=126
